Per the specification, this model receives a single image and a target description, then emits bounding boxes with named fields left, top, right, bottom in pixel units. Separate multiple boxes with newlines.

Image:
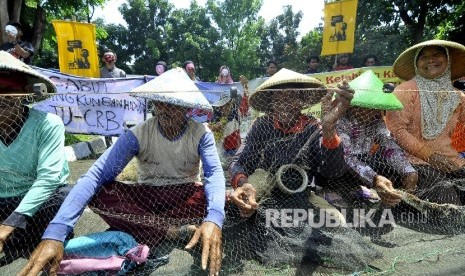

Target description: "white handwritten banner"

left=33, top=93, right=146, bottom=135
left=32, top=67, right=149, bottom=135
left=32, top=67, right=249, bottom=135
left=32, top=67, right=152, bottom=93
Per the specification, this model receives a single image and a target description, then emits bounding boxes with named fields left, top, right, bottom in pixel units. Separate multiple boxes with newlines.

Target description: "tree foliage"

left=165, top=1, right=222, bottom=80
left=1, top=0, right=108, bottom=67
left=357, top=0, right=464, bottom=44
left=206, top=0, right=264, bottom=79
left=262, top=5, right=303, bottom=72
left=103, top=0, right=175, bottom=75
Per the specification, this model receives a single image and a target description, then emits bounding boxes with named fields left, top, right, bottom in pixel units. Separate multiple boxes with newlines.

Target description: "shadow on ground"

left=1, top=160, right=464, bottom=276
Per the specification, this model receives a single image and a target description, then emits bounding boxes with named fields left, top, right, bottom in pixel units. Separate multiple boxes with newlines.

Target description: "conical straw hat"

left=349, top=70, right=403, bottom=110
left=393, top=39, right=465, bottom=81
left=131, top=67, right=212, bottom=111
left=0, top=51, right=56, bottom=93
left=249, top=68, right=325, bottom=113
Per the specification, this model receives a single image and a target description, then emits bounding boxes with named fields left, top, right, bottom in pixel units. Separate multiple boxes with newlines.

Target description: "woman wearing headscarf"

left=216, top=65, right=234, bottom=84
left=323, top=70, right=410, bottom=210
left=386, top=40, right=465, bottom=205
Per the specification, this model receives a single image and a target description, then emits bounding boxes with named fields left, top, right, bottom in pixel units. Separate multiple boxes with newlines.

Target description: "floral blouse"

left=337, top=116, right=416, bottom=187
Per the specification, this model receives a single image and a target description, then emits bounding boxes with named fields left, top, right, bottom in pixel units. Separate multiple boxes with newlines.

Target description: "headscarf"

left=413, top=46, right=461, bottom=140
left=216, top=66, right=234, bottom=84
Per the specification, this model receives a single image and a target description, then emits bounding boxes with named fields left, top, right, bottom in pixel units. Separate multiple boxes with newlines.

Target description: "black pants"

left=387, top=165, right=465, bottom=234
left=413, top=165, right=465, bottom=205
left=0, top=185, right=72, bottom=266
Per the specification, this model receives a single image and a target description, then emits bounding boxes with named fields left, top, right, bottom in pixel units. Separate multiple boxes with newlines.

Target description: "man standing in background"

left=363, top=54, right=378, bottom=67
left=305, top=56, right=321, bottom=74
left=266, top=60, right=278, bottom=77
left=99, top=50, right=126, bottom=78
left=1, top=22, right=34, bottom=64
left=99, top=49, right=126, bottom=147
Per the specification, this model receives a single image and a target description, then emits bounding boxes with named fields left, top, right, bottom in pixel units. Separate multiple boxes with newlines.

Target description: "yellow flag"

left=52, top=20, right=99, bottom=77
left=321, top=0, right=358, bottom=56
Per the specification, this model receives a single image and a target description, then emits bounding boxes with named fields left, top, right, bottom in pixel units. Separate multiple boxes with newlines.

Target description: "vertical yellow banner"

left=321, top=0, right=358, bottom=56
left=52, top=20, right=99, bottom=77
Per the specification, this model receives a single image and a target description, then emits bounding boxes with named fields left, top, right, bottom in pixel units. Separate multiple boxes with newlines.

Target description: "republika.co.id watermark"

left=265, top=208, right=428, bottom=228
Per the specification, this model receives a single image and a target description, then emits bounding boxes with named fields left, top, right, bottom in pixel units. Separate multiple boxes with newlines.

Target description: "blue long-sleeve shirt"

left=43, top=128, right=225, bottom=242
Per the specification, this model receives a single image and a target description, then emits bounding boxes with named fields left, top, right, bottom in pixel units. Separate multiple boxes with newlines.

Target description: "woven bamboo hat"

left=349, top=70, right=403, bottom=110
left=0, top=50, right=56, bottom=93
left=393, top=40, right=465, bottom=81
left=249, top=68, right=325, bottom=112
left=131, top=67, right=212, bottom=111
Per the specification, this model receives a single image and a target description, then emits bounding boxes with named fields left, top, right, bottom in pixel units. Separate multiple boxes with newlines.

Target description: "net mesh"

left=1, top=88, right=465, bottom=276
left=0, top=95, right=70, bottom=266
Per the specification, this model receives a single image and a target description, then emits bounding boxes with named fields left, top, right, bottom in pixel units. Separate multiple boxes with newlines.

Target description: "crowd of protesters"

left=1, top=20, right=465, bottom=275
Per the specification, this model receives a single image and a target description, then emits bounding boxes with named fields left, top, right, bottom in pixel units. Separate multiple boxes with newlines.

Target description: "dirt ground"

left=1, top=159, right=464, bottom=276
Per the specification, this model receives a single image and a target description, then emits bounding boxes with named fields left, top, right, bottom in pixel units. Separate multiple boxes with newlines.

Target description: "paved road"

left=1, top=160, right=465, bottom=275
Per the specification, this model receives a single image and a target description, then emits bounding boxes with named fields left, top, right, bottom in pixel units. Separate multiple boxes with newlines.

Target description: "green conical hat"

left=349, top=70, right=403, bottom=110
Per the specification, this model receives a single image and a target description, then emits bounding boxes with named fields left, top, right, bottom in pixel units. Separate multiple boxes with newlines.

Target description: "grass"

left=64, top=133, right=99, bottom=146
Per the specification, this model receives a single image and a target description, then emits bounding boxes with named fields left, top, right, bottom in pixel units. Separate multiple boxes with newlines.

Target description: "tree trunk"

left=413, top=25, right=425, bottom=44
left=0, top=0, right=8, bottom=43
left=396, top=1, right=427, bottom=44
left=31, top=5, right=46, bottom=56
left=10, top=0, right=22, bottom=22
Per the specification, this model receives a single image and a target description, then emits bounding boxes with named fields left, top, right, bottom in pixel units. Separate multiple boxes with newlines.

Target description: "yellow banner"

left=309, top=66, right=400, bottom=86
left=306, top=66, right=399, bottom=118
left=52, top=20, right=99, bottom=77
left=321, top=0, right=358, bottom=56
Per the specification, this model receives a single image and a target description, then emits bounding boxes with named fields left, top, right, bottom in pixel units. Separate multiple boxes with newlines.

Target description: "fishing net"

left=0, top=94, right=71, bottom=267
left=1, top=87, right=465, bottom=276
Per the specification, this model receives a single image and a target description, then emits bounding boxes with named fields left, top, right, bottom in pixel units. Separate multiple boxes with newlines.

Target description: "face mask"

left=104, top=54, right=115, bottom=63
left=221, top=68, right=229, bottom=76
left=156, top=65, right=165, bottom=75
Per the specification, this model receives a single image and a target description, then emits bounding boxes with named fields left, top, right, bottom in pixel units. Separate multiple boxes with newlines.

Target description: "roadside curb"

left=65, top=136, right=108, bottom=162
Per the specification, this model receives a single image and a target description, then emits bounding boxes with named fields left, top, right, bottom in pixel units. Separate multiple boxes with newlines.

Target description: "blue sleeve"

left=198, top=132, right=226, bottom=228
left=42, top=131, right=140, bottom=242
